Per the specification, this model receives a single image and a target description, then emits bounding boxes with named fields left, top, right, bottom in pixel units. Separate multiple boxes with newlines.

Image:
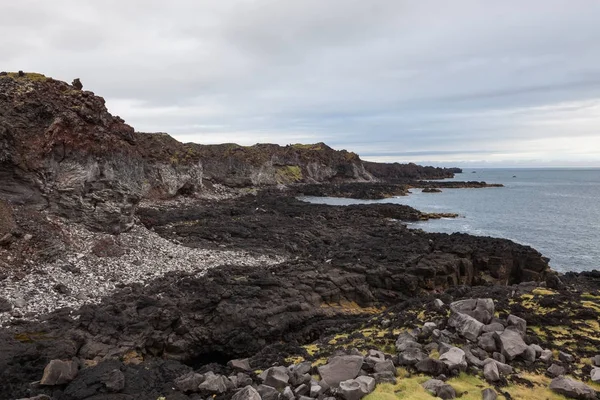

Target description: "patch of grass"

left=582, top=301, right=600, bottom=313
left=3, top=72, right=49, bottom=82
left=303, top=343, right=320, bottom=357
left=291, top=143, right=325, bottom=151
left=532, top=288, right=557, bottom=296
left=581, top=292, right=600, bottom=301
left=275, top=165, right=303, bottom=183
left=285, top=355, right=305, bottom=364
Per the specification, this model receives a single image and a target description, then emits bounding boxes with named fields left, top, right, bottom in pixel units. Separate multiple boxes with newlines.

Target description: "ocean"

left=300, top=168, right=600, bottom=273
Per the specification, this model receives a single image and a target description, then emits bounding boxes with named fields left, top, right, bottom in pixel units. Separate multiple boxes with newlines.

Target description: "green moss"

left=292, top=143, right=325, bottom=150
left=2, top=72, right=49, bottom=82
left=275, top=165, right=303, bottom=183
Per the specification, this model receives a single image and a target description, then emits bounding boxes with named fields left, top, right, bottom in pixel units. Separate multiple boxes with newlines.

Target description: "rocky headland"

left=0, top=73, right=599, bottom=400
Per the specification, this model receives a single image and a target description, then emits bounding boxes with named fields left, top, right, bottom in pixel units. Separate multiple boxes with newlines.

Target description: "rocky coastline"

left=0, top=73, right=599, bottom=400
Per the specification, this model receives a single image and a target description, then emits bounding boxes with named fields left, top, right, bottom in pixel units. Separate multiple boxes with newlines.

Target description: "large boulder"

left=483, top=361, right=500, bottom=382
left=398, top=348, right=427, bottom=366
left=198, top=372, right=235, bottom=394
left=318, top=355, right=364, bottom=387
left=549, top=376, right=596, bottom=399
left=494, top=328, right=528, bottom=360
left=547, top=364, right=566, bottom=378
left=395, top=331, right=422, bottom=352
left=482, top=388, right=498, bottom=400
left=174, top=372, right=205, bottom=393
left=506, top=315, right=527, bottom=338
left=591, top=367, right=600, bottom=383
left=232, top=386, right=262, bottom=400
left=260, top=366, right=290, bottom=390
left=422, top=379, right=456, bottom=399
left=448, top=311, right=484, bottom=341
left=450, top=299, right=495, bottom=324
left=40, top=359, right=79, bottom=386
left=477, top=332, right=498, bottom=352
left=439, top=347, right=467, bottom=373
left=339, top=379, right=363, bottom=400
left=415, top=358, right=448, bottom=376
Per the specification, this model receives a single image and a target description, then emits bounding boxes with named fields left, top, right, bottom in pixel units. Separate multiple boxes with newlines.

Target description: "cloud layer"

left=3, top=0, right=600, bottom=166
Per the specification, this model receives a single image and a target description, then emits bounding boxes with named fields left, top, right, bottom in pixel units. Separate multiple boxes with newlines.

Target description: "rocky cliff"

left=0, top=72, right=459, bottom=233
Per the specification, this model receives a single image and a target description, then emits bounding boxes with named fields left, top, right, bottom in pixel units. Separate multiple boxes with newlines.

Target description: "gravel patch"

left=0, top=222, right=285, bottom=326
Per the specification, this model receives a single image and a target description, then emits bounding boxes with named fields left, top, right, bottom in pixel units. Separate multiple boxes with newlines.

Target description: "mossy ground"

left=1, top=72, right=49, bottom=82
left=275, top=165, right=303, bottom=183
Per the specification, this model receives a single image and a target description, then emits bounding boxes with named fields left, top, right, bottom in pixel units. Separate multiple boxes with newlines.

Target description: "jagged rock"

left=311, top=384, right=325, bottom=397
left=448, top=311, right=484, bottom=341
left=72, top=78, right=83, bottom=90
left=483, top=361, right=500, bottom=382
left=549, top=376, right=596, bottom=399
left=439, top=347, right=467, bottom=373
left=40, top=359, right=79, bottom=385
left=228, top=358, right=252, bottom=371
left=0, top=296, right=12, bottom=312
left=175, top=372, right=205, bottom=393
left=373, top=371, right=397, bottom=384
left=471, top=347, right=488, bottom=360
left=450, top=299, right=495, bottom=324
left=232, top=385, right=262, bottom=400
left=365, top=350, right=386, bottom=367
left=494, top=328, right=528, bottom=360
left=318, top=355, right=364, bottom=387
left=416, top=358, right=448, bottom=375
left=236, top=373, right=253, bottom=388
left=482, top=358, right=513, bottom=375
left=481, top=388, right=498, bottom=400
left=283, top=386, right=295, bottom=400
left=260, top=366, right=289, bottom=390
left=422, top=379, right=456, bottom=399
left=477, top=332, right=497, bottom=352
left=356, top=376, right=376, bottom=394
left=294, top=383, right=309, bottom=396
left=547, top=364, right=566, bottom=378
left=439, top=343, right=452, bottom=355
left=546, top=274, right=564, bottom=290
left=395, top=332, right=422, bottom=352
left=464, top=346, right=484, bottom=367
left=339, top=379, right=363, bottom=400
left=530, top=344, right=543, bottom=357
left=540, top=350, right=554, bottom=362
left=482, top=322, right=504, bottom=333
left=422, top=322, right=437, bottom=337
left=506, top=315, right=527, bottom=337
left=523, top=346, right=537, bottom=363
left=591, top=368, right=600, bottom=383
left=592, top=355, right=600, bottom=367
left=433, top=299, right=445, bottom=309
left=559, top=351, right=575, bottom=364
left=258, top=384, right=281, bottom=400
left=198, top=373, right=235, bottom=394
left=374, top=359, right=396, bottom=375
left=492, top=352, right=506, bottom=364
left=398, top=348, right=427, bottom=366
left=104, top=369, right=125, bottom=392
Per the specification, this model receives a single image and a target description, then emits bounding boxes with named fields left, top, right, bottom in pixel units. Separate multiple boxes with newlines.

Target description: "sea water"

left=300, top=168, right=600, bottom=273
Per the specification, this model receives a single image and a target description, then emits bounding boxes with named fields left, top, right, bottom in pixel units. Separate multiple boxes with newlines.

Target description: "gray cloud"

left=3, top=0, right=600, bottom=166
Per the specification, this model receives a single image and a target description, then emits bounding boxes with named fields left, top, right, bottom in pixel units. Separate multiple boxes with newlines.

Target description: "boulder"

left=483, top=362, right=500, bottom=382
left=547, top=364, right=566, bottom=378
left=374, top=359, right=396, bottom=375
left=530, top=344, right=543, bottom=357
left=559, top=351, right=575, bottom=364
left=198, top=373, right=235, bottom=394
left=236, top=372, right=253, bottom=388
left=261, top=366, right=290, bottom=390
left=395, top=332, right=422, bottom=352
left=228, top=358, right=252, bottom=372
left=477, top=332, right=497, bottom=352
left=398, top=348, right=427, bottom=366
left=294, top=383, right=309, bottom=396
left=422, top=379, right=456, bottom=399
left=482, top=322, right=504, bottom=333
left=104, top=369, right=125, bottom=392
left=591, top=368, right=600, bottom=383
left=450, top=299, right=495, bottom=324
left=311, top=384, right=325, bottom=397
left=339, top=379, right=363, bottom=400
left=40, top=359, right=79, bottom=386
left=482, top=358, right=512, bottom=375
left=439, top=347, right=467, bottom=373
left=422, top=322, right=437, bottom=337
left=592, top=355, right=600, bottom=367
left=318, top=355, right=364, bottom=387
left=494, top=328, right=528, bottom=360
left=258, top=384, right=281, bottom=400
left=523, top=346, right=537, bottom=363
left=356, top=376, right=376, bottom=394
left=540, top=349, right=554, bottom=362
left=481, top=388, right=498, bottom=400
left=283, top=386, right=295, bottom=400
left=373, top=371, right=397, bottom=384
left=464, top=346, right=484, bottom=368
left=506, top=315, right=527, bottom=337
left=448, top=311, right=484, bottom=341
left=232, top=386, right=262, bottom=400
left=174, top=372, right=204, bottom=393
left=492, top=352, right=506, bottom=364
left=433, top=299, right=445, bottom=309
left=549, top=376, right=596, bottom=399
left=415, top=358, right=448, bottom=376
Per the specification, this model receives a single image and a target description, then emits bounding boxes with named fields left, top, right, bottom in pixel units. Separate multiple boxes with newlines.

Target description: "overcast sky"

left=3, top=1, right=600, bottom=166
